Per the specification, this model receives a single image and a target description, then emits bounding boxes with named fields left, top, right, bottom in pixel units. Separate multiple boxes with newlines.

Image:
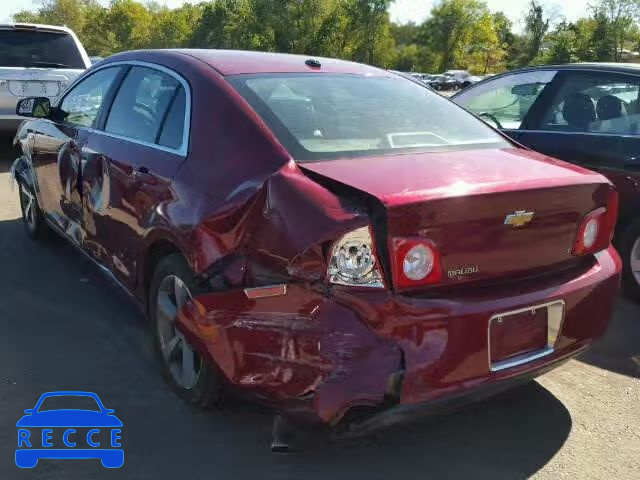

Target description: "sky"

left=1, top=0, right=585, bottom=30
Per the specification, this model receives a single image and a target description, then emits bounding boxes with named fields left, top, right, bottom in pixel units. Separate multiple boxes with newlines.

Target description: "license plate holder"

left=9, top=80, right=59, bottom=98
left=488, top=300, right=565, bottom=372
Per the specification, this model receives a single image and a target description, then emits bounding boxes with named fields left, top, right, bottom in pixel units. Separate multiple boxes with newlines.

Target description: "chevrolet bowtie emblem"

left=504, top=210, right=535, bottom=228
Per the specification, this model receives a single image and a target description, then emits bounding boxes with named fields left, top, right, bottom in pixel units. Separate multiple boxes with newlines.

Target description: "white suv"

left=0, top=23, right=90, bottom=134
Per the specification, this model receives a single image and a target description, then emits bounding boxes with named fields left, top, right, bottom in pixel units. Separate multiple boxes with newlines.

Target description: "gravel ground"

left=0, top=148, right=638, bottom=479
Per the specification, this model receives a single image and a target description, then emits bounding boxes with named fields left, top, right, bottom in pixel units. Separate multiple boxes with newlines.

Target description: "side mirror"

left=23, top=409, right=33, bottom=414
left=105, top=409, right=115, bottom=414
left=16, top=97, right=51, bottom=118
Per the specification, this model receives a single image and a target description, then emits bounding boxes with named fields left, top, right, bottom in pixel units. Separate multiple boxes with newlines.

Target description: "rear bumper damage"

left=177, top=246, right=621, bottom=427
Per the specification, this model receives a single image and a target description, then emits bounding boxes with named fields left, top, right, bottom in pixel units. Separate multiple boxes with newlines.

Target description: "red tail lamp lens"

left=391, top=238, right=442, bottom=288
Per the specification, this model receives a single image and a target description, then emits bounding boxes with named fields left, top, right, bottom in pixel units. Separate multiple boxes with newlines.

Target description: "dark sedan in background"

left=454, top=63, right=640, bottom=299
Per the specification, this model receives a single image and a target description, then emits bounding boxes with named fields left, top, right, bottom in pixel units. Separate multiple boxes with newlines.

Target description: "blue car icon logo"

left=15, top=391, right=123, bottom=468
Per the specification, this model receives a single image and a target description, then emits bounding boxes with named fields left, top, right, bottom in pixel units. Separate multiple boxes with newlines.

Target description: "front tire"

left=148, top=253, right=222, bottom=408
left=618, top=218, right=640, bottom=300
left=18, top=182, right=45, bottom=239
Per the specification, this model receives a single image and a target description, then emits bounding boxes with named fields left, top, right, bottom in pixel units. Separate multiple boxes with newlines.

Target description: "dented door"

left=31, top=119, right=88, bottom=246
left=78, top=65, right=188, bottom=290
left=79, top=133, right=182, bottom=290
left=31, top=65, right=124, bottom=249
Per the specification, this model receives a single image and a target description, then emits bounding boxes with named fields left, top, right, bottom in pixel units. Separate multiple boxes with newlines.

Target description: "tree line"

left=13, top=0, right=640, bottom=74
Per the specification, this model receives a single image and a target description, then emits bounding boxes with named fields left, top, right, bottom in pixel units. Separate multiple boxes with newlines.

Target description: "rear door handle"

left=131, top=166, right=157, bottom=184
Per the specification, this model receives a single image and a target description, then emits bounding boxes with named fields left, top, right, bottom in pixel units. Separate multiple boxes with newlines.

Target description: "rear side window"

left=105, top=66, right=183, bottom=146
left=231, top=73, right=508, bottom=161
left=0, top=29, right=85, bottom=69
left=158, top=87, right=186, bottom=149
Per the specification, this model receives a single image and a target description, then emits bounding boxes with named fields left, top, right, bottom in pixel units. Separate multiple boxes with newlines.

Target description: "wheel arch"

left=141, top=236, right=188, bottom=306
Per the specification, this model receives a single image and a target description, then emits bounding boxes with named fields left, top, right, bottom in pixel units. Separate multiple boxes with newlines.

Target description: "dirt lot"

left=0, top=149, right=638, bottom=479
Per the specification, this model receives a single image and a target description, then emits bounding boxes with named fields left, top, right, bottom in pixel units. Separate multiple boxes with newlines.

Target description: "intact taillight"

left=572, top=187, right=619, bottom=256
left=390, top=238, right=442, bottom=288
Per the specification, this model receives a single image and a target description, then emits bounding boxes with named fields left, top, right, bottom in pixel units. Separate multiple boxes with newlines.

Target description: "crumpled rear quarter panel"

left=178, top=285, right=402, bottom=424
left=176, top=248, right=619, bottom=425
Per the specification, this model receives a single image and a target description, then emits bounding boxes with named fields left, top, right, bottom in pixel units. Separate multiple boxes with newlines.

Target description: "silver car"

left=0, top=23, right=90, bottom=134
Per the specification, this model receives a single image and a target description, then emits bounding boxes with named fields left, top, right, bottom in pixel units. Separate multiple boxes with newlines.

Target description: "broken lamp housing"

left=328, top=226, right=384, bottom=288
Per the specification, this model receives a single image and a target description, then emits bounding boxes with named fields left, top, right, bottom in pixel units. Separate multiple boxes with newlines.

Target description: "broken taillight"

left=327, top=226, right=385, bottom=288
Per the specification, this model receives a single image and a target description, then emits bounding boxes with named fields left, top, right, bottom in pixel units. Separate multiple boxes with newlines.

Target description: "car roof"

left=493, top=62, right=640, bottom=77
left=171, top=49, right=389, bottom=76
left=0, top=23, right=76, bottom=35
left=453, top=62, right=640, bottom=94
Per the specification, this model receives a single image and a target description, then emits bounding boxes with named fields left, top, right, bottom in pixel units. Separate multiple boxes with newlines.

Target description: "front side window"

left=59, top=67, right=120, bottom=127
left=539, top=73, right=640, bottom=135
left=454, top=70, right=557, bottom=130
left=230, top=73, right=509, bottom=161
left=105, top=66, right=182, bottom=146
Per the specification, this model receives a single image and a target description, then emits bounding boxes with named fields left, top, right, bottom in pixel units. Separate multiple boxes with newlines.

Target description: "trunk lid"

left=300, top=147, right=612, bottom=286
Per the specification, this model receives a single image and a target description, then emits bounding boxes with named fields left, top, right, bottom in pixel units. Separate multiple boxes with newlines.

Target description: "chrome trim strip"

left=82, top=125, right=188, bottom=156
left=54, top=60, right=191, bottom=157
left=488, top=299, right=566, bottom=373
left=491, top=347, right=554, bottom=372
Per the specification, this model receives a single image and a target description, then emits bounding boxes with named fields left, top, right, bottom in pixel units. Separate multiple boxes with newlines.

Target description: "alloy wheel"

left=156, top=275, right=201, bottom=389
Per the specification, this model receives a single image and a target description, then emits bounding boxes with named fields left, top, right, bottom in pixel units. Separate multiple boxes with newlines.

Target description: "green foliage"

left=11, top=0, right=640, bottom=73
left=541, top=22, right=577, bottom=64
left=596, top=0, right=640, bottom=60
left=420, top=0, right=488, bottom=71
left=523, top=0, right=551, bottom=63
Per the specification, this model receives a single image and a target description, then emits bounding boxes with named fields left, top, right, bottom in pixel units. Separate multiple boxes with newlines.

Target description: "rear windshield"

left=0, top=29, right=85, bottom=69
left=230, top=73, right=508, bottom=161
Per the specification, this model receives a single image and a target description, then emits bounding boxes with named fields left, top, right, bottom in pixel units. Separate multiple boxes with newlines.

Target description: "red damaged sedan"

left=12, top=50, right=621, bottom=435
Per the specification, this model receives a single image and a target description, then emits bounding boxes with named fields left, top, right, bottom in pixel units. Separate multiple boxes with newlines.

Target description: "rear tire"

left=18, top=182, right=46, bottom=239
left=618, top=218, right=640, bottom=300
left=148, top=253, right=222, bottom=408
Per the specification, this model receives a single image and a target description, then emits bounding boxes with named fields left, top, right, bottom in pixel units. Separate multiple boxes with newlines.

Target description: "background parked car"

left=389, top=70, right=433, bottom=89
left=0, top=23, right=90, bottom=135
left=453, top=63, right=640, bottom=298
left=428, top=74, right=458, bottom=91
left=444, top=70, right=483, bottom=89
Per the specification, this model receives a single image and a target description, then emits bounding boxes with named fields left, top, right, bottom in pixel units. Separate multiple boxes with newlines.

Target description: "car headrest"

left=597, top=95, right=625, bottom=120
left=270, top=99, right=318, bottom=137
left=562, top=93, right=595, bottom=129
